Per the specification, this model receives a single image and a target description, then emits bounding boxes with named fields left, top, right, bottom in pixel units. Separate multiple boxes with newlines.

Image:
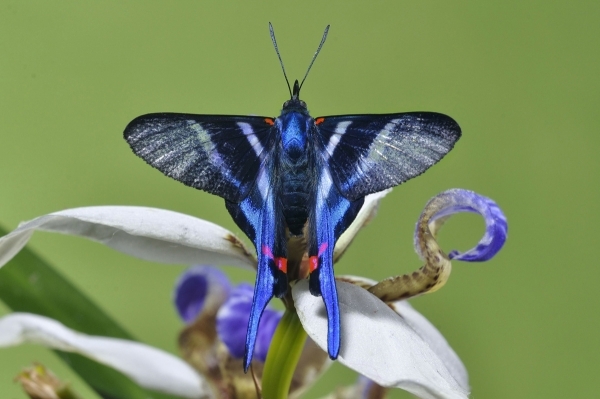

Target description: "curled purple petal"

left=174, top=266, right=231, bottom=324
left=415, top=189, right=507, bottom=262
left=216, top=284, right=282, bottom=361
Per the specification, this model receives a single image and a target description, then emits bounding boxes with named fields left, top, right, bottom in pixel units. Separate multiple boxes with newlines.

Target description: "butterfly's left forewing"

left=124, top=113, right=276, bottom=203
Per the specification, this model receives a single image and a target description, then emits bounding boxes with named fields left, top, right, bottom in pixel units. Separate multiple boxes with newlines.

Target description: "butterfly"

left=124, top=23, right=461, bottom=371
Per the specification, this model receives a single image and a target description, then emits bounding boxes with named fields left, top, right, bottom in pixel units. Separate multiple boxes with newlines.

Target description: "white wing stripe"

left=238, top=122, right=265, bottom=160
left=325, top=121, right=352, bottom=159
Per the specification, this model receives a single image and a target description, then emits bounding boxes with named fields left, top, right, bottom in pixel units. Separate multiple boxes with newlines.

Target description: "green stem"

left=261, top=309, right=307, bottom=399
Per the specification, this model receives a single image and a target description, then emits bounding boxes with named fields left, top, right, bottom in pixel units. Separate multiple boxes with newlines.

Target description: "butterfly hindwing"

left=225, top=155, right=288, bottom=371
left=307, top=163, right=365, bottom=359
left=124, top=113, right=276, bottom=203
left=314, top=112, right=461, bottom=201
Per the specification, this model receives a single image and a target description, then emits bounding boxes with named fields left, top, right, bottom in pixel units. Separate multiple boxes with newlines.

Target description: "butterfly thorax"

left=276, top=108, right=314, bottom=237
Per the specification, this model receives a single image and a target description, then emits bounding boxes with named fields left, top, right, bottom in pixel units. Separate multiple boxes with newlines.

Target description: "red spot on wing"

left=262, top=246, right=287, bottom=273
left=309, top=256, right=319, bottom=273
left=275, top=257, right=287, bottom=273
left=315, top=117, right=325, bottom=125
left=308, top=243, right=328, bottom=273
left=264, top=118, right=275, bottom=125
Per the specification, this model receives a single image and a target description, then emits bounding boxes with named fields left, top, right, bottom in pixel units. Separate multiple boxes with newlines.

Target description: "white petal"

left=390, top=301, right=469, bottom=392
left=0, top=206, right=256, bottom=269
left=334, top=189, right=391, bottom=261
left=293, top=280, right=468, bottom=399
left=0, top=313, right=211, bottom=398
left=338, top=275, right=469, bottom=392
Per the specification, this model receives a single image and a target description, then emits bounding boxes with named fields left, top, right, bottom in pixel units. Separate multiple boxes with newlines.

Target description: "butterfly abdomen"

left=280, top=166, right=311, bottom=236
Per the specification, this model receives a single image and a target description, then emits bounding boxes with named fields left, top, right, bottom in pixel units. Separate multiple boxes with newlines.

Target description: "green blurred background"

left=1, top=1, right=598, bottom=398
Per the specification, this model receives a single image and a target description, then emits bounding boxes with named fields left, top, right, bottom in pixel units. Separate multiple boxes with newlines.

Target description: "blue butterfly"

left=124, top=23, right=461, bottom=371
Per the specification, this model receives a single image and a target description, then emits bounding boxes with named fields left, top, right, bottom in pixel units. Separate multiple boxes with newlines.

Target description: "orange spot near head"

left=309, top=256, right=319, bottom=273
left=275, top=257, right=287, bottom=273
left=315, top=117, right=325, bottom=125
left=264, top=118, right=274, bottom=125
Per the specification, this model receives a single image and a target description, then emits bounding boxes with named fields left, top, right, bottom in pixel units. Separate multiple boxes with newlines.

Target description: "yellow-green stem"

left=262, top=309, right=307, bottom=399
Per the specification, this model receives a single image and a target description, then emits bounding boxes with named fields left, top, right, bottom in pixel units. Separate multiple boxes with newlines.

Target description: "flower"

left=173, top=265, right=331, bottom=398
left=0, top=188, right=507, bottom=398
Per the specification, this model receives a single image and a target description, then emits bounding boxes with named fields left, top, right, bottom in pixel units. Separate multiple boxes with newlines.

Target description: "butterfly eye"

left=300, top=100, right=307, bottom=108
left=283, top=100, right=290, bottom=108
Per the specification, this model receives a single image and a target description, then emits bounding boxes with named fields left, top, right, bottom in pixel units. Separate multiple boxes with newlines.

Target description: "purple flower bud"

left=216, top=284, right=282, bottom=362
left=174, top=266, right=232, bottom=324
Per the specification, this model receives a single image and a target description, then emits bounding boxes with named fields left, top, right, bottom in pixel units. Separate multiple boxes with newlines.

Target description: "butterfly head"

left=282, top=79, right=307, bottom=111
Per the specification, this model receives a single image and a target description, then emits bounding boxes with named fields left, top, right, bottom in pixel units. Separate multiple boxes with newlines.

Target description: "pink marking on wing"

left=262, top=245, right=274, bottom=259
left=318, top=242, right=329, bottom=256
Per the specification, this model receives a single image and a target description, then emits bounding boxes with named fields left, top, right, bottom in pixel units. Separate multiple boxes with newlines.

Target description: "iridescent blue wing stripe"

left=308, top=165, right=364, bottom=360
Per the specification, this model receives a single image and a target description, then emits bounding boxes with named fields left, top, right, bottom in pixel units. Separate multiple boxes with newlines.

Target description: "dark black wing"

left=314, top=112, right=461, bottom=201
left=124, top=113, right=276, bottom=203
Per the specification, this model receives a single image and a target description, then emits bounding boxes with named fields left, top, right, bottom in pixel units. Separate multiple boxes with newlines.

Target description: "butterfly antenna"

left=269, top=22, right=292, bottom=99
left=299, top=25, right=330, bottom=91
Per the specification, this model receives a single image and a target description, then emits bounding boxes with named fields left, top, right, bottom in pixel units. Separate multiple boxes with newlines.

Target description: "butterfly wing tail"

left=308, top=241, right=340, bottom=359
left=308, top=167, right=365, bottom=360
left=244, top=254, right=276, bottom=372
left=307, top=195, right=341, bottom=359
left=239, top=184, right=289, bottom=372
